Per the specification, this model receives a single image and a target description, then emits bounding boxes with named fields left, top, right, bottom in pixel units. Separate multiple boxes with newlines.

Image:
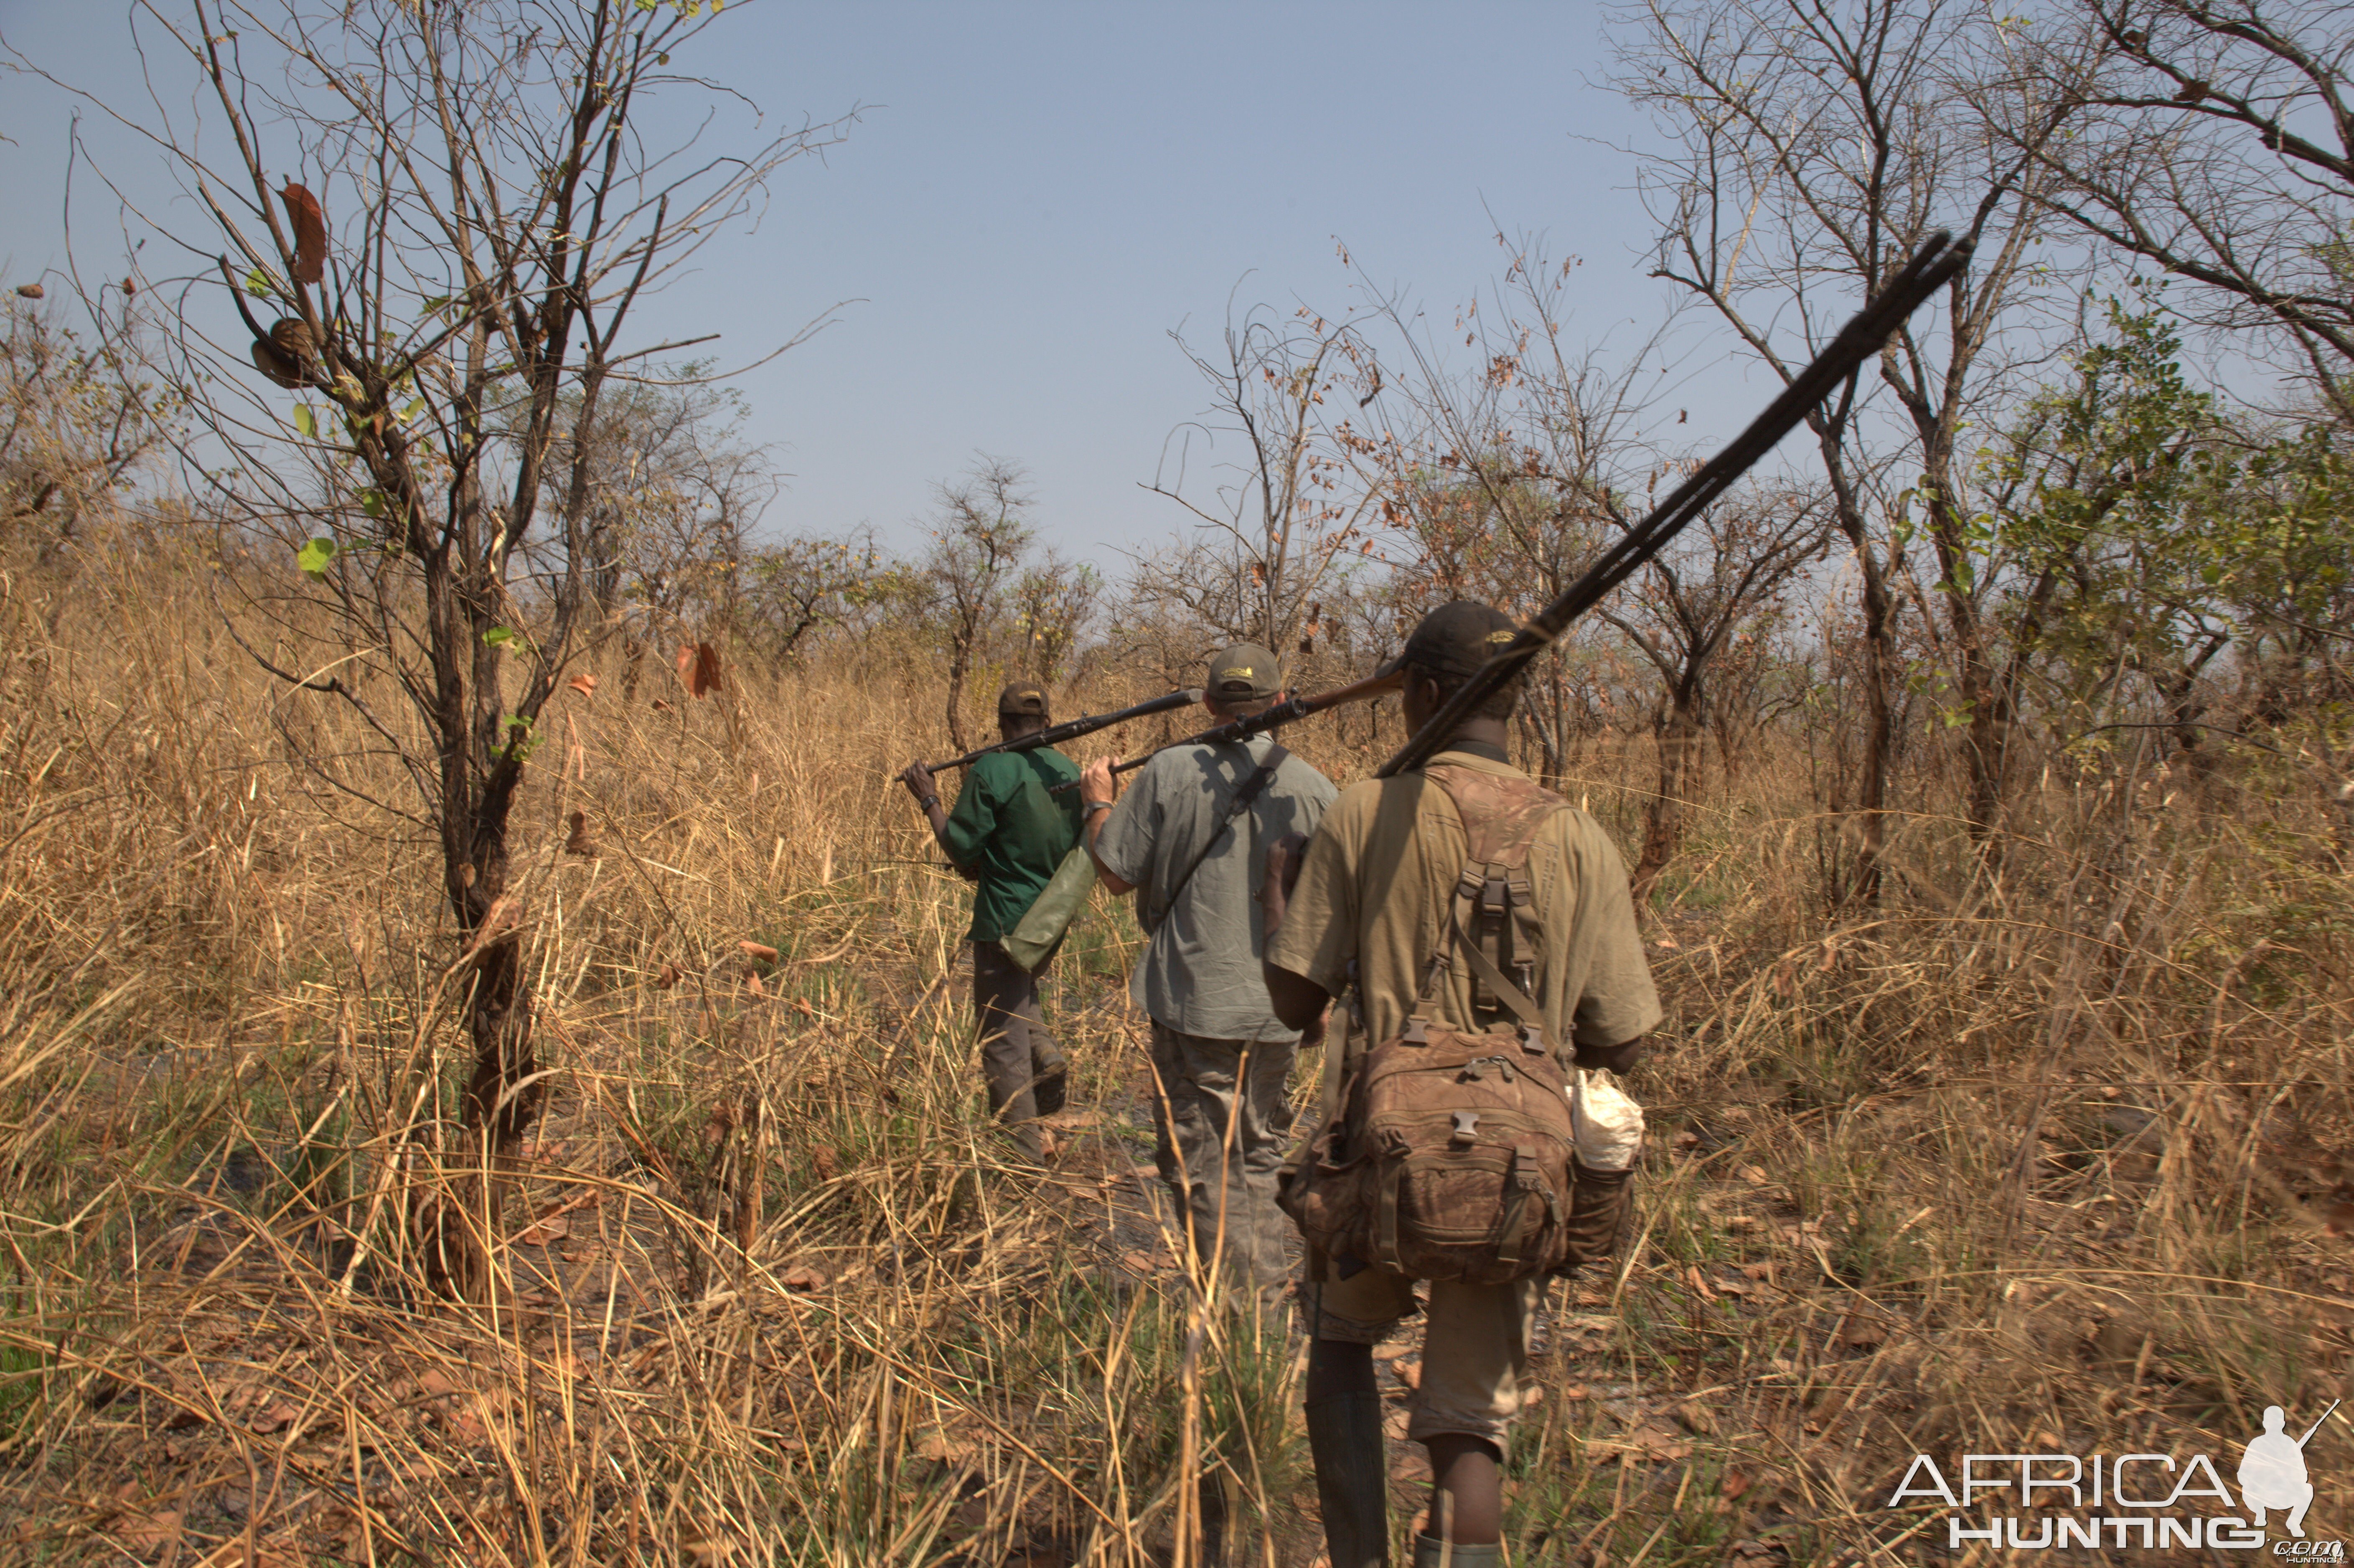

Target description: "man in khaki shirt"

left=1264, top=601, right=1661, bottom=1568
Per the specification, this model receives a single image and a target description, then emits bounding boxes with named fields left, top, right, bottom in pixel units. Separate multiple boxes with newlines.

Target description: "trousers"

left=1146, top=1020, right=1298, bottom=1290
left=972, top=939, right=1067, bottom=1156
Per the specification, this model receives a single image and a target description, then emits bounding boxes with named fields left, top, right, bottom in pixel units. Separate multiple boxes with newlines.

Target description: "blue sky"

left=1, top=2, right=1704, bottom=572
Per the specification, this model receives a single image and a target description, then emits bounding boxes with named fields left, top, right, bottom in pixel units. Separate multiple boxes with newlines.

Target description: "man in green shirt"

left=900, top=682, right=1083, bottom=1160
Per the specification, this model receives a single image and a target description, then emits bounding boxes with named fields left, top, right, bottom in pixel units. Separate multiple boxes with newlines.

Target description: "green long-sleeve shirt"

left=940, top=747, right=1083, bottom=942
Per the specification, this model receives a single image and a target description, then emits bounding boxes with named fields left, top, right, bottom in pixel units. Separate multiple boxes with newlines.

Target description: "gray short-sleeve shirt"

left=1093, top=736, right=1338, bottom=1041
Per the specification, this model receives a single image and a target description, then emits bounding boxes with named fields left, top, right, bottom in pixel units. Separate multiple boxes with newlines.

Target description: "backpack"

left=1279, top=764, right=1630, bottom=1284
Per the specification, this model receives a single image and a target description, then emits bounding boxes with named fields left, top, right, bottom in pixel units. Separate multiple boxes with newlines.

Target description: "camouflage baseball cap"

left=1207, top=643, right=1281, bottom=701
left=997, top=681, right=1050, bottom=718
left=1376, top=601, right=1525, bottom=681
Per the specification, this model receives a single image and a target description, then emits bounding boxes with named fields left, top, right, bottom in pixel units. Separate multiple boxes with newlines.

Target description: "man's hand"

left=898, top=760, right=937, bottom=805
left=1080, top=755, right=1120, bottom=809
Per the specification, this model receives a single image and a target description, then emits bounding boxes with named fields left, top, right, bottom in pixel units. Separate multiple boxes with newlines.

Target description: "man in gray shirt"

left=1078, top=643, right=1338, bottom=1289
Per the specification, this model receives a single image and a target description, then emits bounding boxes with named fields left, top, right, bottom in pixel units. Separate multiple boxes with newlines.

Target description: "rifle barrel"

left=922, top=688, right=1205, bottom=774
left=1047, top=671, right=1403, bottom=794
left=1375, top=229, right=1977, bottom=780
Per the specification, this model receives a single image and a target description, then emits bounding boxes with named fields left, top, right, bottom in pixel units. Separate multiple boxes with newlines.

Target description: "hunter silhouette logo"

left=2243, top=1401, right=2336, bottom=1538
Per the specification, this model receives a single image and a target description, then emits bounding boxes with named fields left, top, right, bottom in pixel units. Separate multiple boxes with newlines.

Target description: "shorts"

left=1298, top=1252, right=1543, bottom=1451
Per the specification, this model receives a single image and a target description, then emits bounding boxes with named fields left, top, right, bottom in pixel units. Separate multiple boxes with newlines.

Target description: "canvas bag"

left=1280, top=764, right=1637, bottom=1283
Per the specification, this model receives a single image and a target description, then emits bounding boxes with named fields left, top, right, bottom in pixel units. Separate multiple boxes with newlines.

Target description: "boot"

left=1411, top=1535, right=1502, bottom=1567
left=1305, top=1390, right=1389, bottom=1568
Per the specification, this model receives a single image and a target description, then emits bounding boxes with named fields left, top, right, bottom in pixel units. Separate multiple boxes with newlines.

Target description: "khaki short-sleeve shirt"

left=1265, top=750, right=1662, bottom=1054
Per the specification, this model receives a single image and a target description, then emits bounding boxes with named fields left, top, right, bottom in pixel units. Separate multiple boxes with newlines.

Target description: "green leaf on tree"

left=483, top=626, right=519, bottom=648
left=245, top=267, right=271, bottom=297
left=293, top=404, right=318, bottom=439
left=296, top=537, right=338, bottom=577
left=359, top=488, right=387, bottom=519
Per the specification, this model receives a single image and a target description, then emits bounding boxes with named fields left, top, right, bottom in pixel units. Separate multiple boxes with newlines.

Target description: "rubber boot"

left=1412, top=1534, right=1503, bottom=1567
left=1306, top=1390, right=1389, bottom=1568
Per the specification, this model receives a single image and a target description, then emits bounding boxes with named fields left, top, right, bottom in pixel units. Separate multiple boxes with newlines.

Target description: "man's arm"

left=1078, top=756, right=1136, bottom=896
left=898, top=760, right=980, bottom=880
left=1261, top=830, right=1331, bottom=1033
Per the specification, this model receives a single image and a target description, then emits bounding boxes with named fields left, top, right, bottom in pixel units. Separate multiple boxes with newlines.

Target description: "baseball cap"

left=1375, top=601, right=1526, bottom=681
left=1206, top=643, right=1282, bottom=701
left=997, top=681, right=1050, bottom=718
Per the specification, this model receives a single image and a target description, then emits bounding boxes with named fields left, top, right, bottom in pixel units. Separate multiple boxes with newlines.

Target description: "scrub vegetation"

left=3, top=0, right=2351, bottom=1563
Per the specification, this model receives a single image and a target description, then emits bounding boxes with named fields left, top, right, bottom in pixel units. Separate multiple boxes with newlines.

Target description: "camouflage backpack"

left=1279, top=764, right=1631, bottom=1284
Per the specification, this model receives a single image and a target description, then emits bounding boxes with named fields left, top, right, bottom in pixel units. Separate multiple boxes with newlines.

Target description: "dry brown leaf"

left=745, top=973, right=765, bottom=998
left=676, top=640, right=724, bottom=699
left=567, top=673, right=598, bottom=698
left=249, top=1399, right=300, bottom=1434
left=1120, top=1249, right=1164, bottom=1275
left=564, top=809, right=599, bottom=857
left=651, top=698, right=674, bottom=712
left=915, top=1428, right=974, bottom=1464
left=15, top=282, right=44, bottom=300
left=516, top=1215, right=570, bottom=1247
left=116, top=1497, right=180, bottom=1544
left=657, top=962, right=682, bottom=989
left=739, top=940, right=780, bottom=963
left=778, top=1263, right=827, bottom=1291
left=1835, top=1311, right=1887, bottom=1351
left=812, top=1147, right=840, bottom=1182
left=1721, top=1467, right=1754, bottom=1502
left=279, top=180, right=327, bottom=284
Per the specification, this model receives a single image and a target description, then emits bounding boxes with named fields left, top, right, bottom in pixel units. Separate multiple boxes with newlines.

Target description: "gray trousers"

left=973, top=939, right=1067, bottom=1156
left=1146, top=1020, right=1298, bottom=1290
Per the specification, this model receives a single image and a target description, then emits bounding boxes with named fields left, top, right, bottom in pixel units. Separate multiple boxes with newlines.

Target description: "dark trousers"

left=972, top=939, right=1067, bottom=1156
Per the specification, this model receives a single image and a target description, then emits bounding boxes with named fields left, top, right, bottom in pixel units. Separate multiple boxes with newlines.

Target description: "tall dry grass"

left=0, top=536, right=2347, bottom=1565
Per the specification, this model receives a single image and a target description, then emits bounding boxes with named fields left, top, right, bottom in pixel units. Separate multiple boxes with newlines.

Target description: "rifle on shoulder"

left=922, top=687, right=1205, bottom=775
left=1047, top=668, right=1403, bottom=793
left=1378, top=229, right=1977, bottom=780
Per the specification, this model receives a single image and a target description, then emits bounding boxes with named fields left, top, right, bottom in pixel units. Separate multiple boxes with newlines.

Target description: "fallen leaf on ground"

left=516, top=1215, right=570, bottom=1247
left=1722, top=1467, right=1754, bottom=1502
left=248, top=1399, right=300, bottom=1434
left=739, top=940, right=779, bottom=963
left=657, top=963, right=682, bottom=989
left=566, top=673, right=597, bottom=698
left=915, top=1428, right=974, bottom=1464
left=1119, top=1250, right=1165, bottom=1275
left=1835, top=1311, right=1888, bottom=1351
left=778, top=1264, right=826, bottom=1291
left=116, top=1508, right=181, bottom=1552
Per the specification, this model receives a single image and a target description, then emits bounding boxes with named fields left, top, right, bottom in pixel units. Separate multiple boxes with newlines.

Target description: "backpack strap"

left=1419, top=764, right=1571, bottom=1049
left=1152, top=742, right=1290, bottom=927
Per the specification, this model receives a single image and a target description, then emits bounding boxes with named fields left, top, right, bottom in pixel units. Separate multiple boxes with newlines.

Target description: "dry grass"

left=0, top=537, right=2348, bottom=1565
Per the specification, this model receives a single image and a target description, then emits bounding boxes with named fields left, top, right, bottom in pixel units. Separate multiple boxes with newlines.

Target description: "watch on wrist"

left=1083, top=799, right=1114, bottom=818
left=920, top=795, right=941, bottom=811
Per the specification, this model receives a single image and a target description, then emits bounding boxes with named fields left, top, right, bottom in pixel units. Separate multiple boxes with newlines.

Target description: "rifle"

left=920, top=687, right=1205, bottom=775
left=1378, top=229, right=1977, bottom=780
left=1047, top=668, right=1403, bottom=793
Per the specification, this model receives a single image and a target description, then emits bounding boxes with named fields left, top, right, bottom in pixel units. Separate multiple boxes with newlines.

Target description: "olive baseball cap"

left=1207, top=643, right=1282, bottom=701
left=997, top=681, right=1050, bottom=718
left=1375, top=601, right=1525, bottom=681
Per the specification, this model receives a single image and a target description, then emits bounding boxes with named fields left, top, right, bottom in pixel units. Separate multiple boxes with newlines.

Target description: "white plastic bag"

left=1571, top=1069, right=1645, bottom=1172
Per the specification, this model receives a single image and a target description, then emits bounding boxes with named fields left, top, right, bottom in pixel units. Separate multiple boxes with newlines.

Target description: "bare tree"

left=1616, top=0, right=2075, bottom=880
left=2, top=291, right=175, bottom=562
left=1603, top=485, right=1830, bottom=906
left=1343, top=235, right=1668, bottom=788
left=924, top=456, right=1035, bottom=752
left=68, top=0, right=850, bottom=1296
left=2012, top=0, right=2354, bottom=420
left=1140, top=290, right=1382, bottom=658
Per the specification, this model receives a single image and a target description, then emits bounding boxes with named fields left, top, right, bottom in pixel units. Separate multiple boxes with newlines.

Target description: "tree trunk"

left=1631, top=690, right=1703, bottom=912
